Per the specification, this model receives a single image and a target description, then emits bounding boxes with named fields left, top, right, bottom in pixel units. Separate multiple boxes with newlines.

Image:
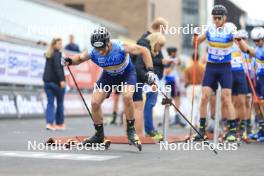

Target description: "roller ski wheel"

left=102, top=139, right=111, bottom=149
left=128, top=139, right=142, bottom=151
left=192, top=129, right=207, bottom=142
left=82, top=137, right=111, bottom=149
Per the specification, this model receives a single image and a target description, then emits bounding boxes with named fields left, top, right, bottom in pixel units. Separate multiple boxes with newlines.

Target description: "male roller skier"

left=62, top=27, right=156, bottom=150
left=238, top=27, right=264, bottom=142
left=193, top=5, right=244, bottom=142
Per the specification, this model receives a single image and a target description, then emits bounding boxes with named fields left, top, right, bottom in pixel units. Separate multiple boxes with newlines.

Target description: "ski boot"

left=239, top=121, right=248, bottom=140
left=224, top=130, right=237, bottom=143
left=82, top=124, right=111, bottom=149
left=127, top=120, right=142, bottom=151
left=192, top=127, right=207, bottom=141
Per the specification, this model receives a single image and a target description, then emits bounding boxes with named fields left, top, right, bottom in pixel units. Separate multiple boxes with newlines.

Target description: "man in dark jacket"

left=65, top=34, right=80, bottom=52
left=132, top=18, right=176, bottom=140
left=130, top=17, right=169, bottom=137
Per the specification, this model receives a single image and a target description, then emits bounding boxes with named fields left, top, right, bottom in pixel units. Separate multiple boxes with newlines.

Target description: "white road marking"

left=0, top=151, right=120, bottom=161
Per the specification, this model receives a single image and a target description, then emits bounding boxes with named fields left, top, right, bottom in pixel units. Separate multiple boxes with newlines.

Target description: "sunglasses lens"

left=96, top=47, right=106, bottom=51
left=214, top=16, right=222, bottom=21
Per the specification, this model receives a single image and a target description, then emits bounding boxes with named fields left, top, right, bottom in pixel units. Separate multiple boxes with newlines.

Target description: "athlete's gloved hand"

left=145, top=67, right=158, bottom=85
left=61, top=57, right=72, bottom=66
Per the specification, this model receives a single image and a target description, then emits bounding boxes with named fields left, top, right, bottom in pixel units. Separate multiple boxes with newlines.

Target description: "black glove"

left=61, top=57, right=73, bottom=66
left=145, top=67, right=157, bottom=85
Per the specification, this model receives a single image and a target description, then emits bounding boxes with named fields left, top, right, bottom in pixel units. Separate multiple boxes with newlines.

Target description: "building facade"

left=53, top=0, right=208, bottom=55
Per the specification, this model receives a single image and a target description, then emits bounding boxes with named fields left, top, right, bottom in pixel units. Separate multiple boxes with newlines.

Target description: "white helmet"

left=251, top=27, right=264, bottom=40
left=237, top=29, right=248, bottom=39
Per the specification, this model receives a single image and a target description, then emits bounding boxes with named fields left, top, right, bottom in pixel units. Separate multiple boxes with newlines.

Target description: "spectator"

left=133, top=32, right=174, bottom=140
left=164, top=47, right=186, bottom=127
left=132, top=17, right=169, bottom=137
left=131, top=17, right=168, bottom=64
left=65, top=34, right=80, bottom=52
left=43, top=38, right=66, bottom=131
left=184, top=53, right=205, bottom=126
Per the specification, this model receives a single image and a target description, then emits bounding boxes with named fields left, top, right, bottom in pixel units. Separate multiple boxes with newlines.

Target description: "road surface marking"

left=0, top=151, right=120, bottom=161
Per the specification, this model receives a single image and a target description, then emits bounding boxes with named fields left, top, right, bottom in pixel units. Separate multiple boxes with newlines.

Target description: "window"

left=65, top=4, right=85, bottom=12
left=182, top=0, right=199, bottom=55
left=150, top=2, right=155, bottom=22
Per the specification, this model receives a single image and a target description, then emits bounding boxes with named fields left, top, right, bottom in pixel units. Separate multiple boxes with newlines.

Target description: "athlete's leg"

left=235, top=94, right=247, bottom=138
left=249, top=76, right=264, bottom=140
left=123, top=84, right=141, bottom=145
left=221, top=88, right=237, bottom=141
left=82, top=89, right=109, bottom=145
left=207, top=94, right=216, bottom=133
left=210, top=95, right=216, bottom=119
left=193, top=86, right=212, bottom=140
left=122, top=85, right=135, bottom=120
left=193, top=63, right=215, bottom=140
left=133, top=83, right=144, bottom=135
left=221, top=89, right=235, bottom=119
left=200, top=87, right=213, bottom=118
left=82, top=70, right=112, bottom=145
left=245, top=95, right=253, bottom=134
left=134, top=101, right=144, bottom=135
left=91, top=90, right=109, bottom=124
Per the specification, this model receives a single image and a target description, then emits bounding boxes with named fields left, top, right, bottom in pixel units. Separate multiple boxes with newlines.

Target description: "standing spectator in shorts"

left=65, top=34, right=80, bottom=52
left=43, top=38, right=66, bottom=131
left=184, top=53, right=205, bottom=126
left=165, top=47, right=186, bottom=127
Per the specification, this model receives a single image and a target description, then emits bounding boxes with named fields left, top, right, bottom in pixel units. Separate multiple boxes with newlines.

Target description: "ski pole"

left=67, top=65, right=94, bottom=122
left=155, top=83, right=218, bottom=155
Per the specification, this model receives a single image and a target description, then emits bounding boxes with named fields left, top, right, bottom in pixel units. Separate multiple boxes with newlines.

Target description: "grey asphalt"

left=0, top=117, right=263, bottom=176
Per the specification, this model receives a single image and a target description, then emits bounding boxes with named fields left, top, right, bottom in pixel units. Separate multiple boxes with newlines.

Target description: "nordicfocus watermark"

left=27, top=141, right=107, bottom=151
left=160, top=141, right=238, bottom=151
left=94, top=82, right=172, bottom=93
left=160, top=24, right=237, bottom=36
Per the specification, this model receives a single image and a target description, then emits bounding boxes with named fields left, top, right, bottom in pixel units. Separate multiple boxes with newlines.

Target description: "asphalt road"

left=0, top=117, right=263, bottom=176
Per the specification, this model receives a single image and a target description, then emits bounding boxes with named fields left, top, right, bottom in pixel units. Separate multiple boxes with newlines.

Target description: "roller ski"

left=127, top=119, right=142, bottom=151
left=192, top=127, right=207, bottom=142
left=248, top=130, right=264, bottom=142
left=80, top=124, right=111, bottom=149
left=222, top=131, right=241, bottom=146
left=237, top=122, right=250, bottom=144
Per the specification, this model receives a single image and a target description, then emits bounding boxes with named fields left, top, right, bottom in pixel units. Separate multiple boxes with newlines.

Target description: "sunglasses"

left=95, top=47, right=108, bottom=52
left=213, top=16, right=223, bottom=21
left=253, top=39, right=261, bottom=43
